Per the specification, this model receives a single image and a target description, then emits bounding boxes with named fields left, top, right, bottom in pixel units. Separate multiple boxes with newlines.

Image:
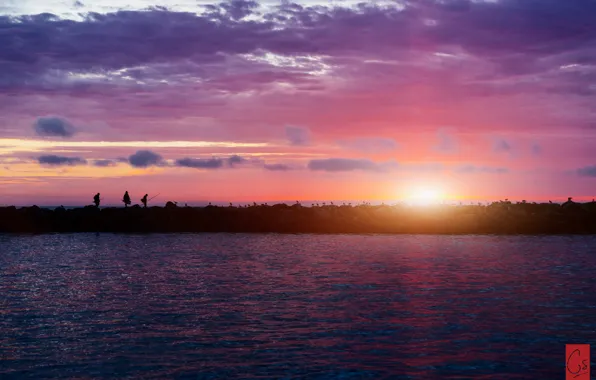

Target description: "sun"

left=406, top=186, right=444, bottom=206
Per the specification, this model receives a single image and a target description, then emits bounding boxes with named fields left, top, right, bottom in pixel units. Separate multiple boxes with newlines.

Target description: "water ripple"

left=1, top=234, right=595, bottom=379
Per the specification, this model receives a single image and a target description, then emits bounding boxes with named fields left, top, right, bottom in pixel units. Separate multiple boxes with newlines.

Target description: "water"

left=1, top=234, right=595, bottom=379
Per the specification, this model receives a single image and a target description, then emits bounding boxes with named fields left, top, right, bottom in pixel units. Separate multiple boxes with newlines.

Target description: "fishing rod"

left=148, top=193, right=160, bottom=202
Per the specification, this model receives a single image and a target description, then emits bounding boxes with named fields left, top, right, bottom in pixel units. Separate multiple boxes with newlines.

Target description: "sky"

left=1, top=0, right=596, bottom=206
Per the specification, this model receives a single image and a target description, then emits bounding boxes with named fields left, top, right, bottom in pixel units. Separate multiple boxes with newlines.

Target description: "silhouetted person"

left=93, top=193, right=100, bottom=208
left=141, top=194, right=148, bottom=208
left=123, top=191, right=131, bottom=208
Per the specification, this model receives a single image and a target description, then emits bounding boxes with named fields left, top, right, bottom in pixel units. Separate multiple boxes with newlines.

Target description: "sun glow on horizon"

left=405, top=185, right=445, bottom=206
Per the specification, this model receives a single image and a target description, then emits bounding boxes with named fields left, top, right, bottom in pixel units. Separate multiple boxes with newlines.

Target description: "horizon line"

left=1, top=198, right=590, bottom=208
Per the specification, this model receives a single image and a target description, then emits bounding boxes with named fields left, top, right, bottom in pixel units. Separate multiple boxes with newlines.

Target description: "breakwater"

left=2, top=201, right=596, bottom=234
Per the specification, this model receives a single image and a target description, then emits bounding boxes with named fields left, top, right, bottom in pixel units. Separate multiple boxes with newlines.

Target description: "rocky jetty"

left=2, top=200, right=596, bottom=234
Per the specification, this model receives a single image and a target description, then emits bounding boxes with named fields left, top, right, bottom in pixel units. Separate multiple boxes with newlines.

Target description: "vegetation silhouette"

left=2, top=199, right=596, bottom=234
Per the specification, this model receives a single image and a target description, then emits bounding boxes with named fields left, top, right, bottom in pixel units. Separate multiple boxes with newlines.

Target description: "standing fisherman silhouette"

left=141, top=194, right=148, bottom=208
left=93, top=193, right=101, bottom=208
left=123, top=191, right=131, bottom=208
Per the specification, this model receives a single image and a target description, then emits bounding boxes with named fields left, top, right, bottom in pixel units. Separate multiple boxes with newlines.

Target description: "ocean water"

left=1, top=234, right=595, bottom=379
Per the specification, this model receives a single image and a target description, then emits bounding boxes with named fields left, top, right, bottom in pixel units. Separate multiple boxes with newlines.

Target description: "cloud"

left=1, top=0, right=595, bottom=164
left=175, top=158, right=224, bottom=169
left=455, top=165, right=509, bottom=174
left=433, top=130, right=458, bottom=154
left=92, top=159, right=118, bottom=167
left=399, top=163, right=445, bottom=173
left=128, top=150, right=163, bottom=168
left=174, top=155, right=253, bottom=169
left=1, top=1, right=595, bottom=102
left=308, top=158, right=396, bottom=172
left=227, top=154, right=246, bottom=167
left=493, top=139, right=512, bottom=153
left=337, top=137, right=399, bottom=153
left=285, top=126, right=311, bottom=146
left=0, top=1, right=594, bottom=141
left=5, top=1, right=594, bottom=82
left=531, top=142, right=542, bottom=155
left=577, top=166, right=596, bottom=177
left=33, top=117, right=76, bottom=138
left=216, top=0, right=259, bottom=21
left=264, top=163, right=293, bottom=171
left=38, top=155, right=87, bottom=166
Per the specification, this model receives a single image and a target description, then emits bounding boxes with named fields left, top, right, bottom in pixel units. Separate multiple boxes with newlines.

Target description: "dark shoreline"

left=2, top=202, right=596, bottom=234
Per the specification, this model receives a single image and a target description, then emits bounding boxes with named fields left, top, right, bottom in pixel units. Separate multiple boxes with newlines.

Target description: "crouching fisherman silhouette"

left=93, top=193, right=101, bottom=208
left=561, top=196, right=581, bottom=213
left=141, top=194, right=148, bottom=208
left=123, top=191, right=131, bottom=208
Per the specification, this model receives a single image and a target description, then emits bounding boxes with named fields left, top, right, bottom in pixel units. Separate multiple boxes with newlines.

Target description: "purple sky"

left=1, top=0, right=596, bottom=205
